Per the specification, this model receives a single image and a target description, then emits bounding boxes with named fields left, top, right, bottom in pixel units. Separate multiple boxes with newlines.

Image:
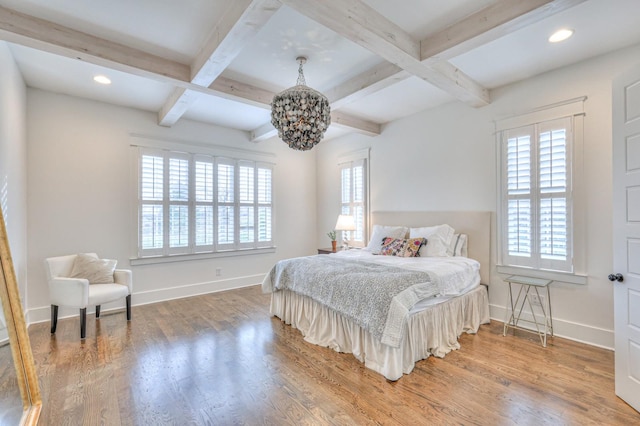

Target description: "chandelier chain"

left=297, top=61, right=306, bottom=86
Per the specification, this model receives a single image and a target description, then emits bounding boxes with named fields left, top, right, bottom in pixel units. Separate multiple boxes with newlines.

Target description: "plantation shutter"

left=136, top=146, right=275, bottom=258
left=257, top=164, right=273, bottom=247
left=217, top=158, right=235, bottom=249
left=501, top=117, right=572, bottom=272
left=238, top=161, right=255, bottom=248
left=194, top=155, right=215, bottom=252
left=168, top=153, right=190, bottom=254
left=140, top=151, right=164, bottom=256
left=339, top=158, right=367, bottom=247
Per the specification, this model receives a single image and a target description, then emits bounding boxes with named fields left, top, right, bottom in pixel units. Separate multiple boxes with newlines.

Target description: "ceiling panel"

left=363, top=0, right=496, bottom=40
left=339, top=76, right=454, bottom=123
left=226, top=5, right=385, bottom=92
left=183, top=94, right=271, bottom=131
left=450, top=0, right=640, bottom=88
left=8, top=43, right=173, bottom=111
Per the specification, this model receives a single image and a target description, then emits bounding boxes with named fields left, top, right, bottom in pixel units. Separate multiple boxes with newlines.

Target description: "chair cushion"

left=88, top=283, right=129, bottom=306
left=70, top=254, right=117, bottom=284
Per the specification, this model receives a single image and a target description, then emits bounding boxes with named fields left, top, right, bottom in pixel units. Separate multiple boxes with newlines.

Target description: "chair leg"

left=126, top=294, right=131, bottom=321
left=95, top=305, right=101, bottom=318
left=80, top=308, right=87, bottom=339
left=50, top=305, right=58, bottom=334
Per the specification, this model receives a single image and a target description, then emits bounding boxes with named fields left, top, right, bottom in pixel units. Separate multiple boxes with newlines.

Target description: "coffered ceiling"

left=1, top=0, right=640, bottom=143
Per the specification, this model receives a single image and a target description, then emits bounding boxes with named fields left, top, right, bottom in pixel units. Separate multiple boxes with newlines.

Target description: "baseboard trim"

left=26, top=274, right=265, bottom=325
left=489, top=304, right=614, bottom=350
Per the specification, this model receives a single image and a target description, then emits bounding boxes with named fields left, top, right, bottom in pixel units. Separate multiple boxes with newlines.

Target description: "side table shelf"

left=503, top=275, right=554, bottom=347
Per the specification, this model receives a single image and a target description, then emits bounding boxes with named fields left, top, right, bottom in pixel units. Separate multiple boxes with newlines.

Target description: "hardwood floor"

left=6, top=285, right=639, bottom=425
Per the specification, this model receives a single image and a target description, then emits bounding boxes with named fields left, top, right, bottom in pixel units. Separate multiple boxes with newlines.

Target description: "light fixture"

left=271, top=56, right=331, bottom=151
left=548, top=28, right=574, bottom=43
left=93, top=75, right=111, bottom=85
left=335, top=214, right=356, bottom=249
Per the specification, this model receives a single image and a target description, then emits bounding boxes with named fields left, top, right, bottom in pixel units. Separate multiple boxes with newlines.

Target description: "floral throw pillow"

left=379, top=237, right=426, bottom=257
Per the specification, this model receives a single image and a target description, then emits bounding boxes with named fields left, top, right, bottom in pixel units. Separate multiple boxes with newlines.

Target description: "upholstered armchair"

left=44, top=253, right=132, bottom=339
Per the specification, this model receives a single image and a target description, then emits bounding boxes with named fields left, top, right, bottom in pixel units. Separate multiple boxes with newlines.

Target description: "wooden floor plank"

left=0, top=285, right=638, bottom=424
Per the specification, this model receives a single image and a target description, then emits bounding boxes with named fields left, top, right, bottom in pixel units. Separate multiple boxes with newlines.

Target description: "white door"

left=612, top=62, right=640, bottom=412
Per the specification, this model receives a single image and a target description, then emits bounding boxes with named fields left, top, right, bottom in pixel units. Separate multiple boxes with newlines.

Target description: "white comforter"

left=331, top=249, right=481, bottom=297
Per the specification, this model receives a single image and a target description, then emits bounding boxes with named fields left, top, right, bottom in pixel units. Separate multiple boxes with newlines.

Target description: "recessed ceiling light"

left=548, top=29, right=574, bottom=43
left=93, top=75, right=111, bottom=85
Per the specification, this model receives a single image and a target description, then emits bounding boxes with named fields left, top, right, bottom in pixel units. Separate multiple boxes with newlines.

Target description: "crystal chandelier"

left=271, top=57, right=331, bottom=151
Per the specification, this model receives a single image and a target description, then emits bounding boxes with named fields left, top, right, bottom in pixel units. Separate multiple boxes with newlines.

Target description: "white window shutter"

left=137, top=148, right=274, bottom=257
left=500, top=117, right=573, bottom=272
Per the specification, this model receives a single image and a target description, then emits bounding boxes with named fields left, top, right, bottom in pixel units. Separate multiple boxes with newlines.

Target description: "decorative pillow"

left=409, top=224, right=455, bottom=257
left=447, top=233, right=468, bottom=257
left=70, top=253, right=117, bottom=284
left=379, top=237, right=426, bottom=257
left=366, top=225, right=408, bottom=253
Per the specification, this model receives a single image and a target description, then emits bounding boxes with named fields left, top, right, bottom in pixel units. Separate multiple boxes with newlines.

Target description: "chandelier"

left=271, top=57, right=331, bottom=151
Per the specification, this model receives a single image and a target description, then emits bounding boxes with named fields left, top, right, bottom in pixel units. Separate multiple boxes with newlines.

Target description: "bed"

left=262, top=211, right=491, bottom=381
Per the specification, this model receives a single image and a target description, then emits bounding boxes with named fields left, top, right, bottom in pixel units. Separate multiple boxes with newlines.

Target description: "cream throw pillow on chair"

left=70, top=253, right=117, bottom=284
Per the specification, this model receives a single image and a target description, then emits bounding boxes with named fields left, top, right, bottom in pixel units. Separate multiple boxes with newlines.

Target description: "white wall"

left=0, top=42, right=28, bottom=305
left=316, top=43, right=640, bottom=349
left=26, top=90, right=317, bottom=322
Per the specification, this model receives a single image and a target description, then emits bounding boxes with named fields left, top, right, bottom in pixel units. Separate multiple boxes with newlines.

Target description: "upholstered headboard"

left=371, top=211, right=491, bottom=284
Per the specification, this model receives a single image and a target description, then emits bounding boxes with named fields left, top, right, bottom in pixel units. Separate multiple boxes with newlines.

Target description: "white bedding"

left=331, top=249, right=481, bottom=297
left=267, top=249, right=489, bottom=380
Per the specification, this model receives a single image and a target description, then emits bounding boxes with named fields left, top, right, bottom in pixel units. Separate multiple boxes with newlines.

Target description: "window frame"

left=496, top=97, right=587, bottom=283
left=136, top=146, right=275, bottom=261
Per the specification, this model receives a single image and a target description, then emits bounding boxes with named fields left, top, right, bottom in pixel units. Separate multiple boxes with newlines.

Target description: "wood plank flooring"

left=3, top=285, right=639, bottom=425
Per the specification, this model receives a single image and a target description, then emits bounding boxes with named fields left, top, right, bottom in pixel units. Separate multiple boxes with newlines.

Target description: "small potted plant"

left=327, top=230, right=337, bottom=252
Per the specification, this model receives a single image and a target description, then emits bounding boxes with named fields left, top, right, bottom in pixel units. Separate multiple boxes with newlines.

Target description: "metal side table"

left=503, top=275, right=554, bottom=347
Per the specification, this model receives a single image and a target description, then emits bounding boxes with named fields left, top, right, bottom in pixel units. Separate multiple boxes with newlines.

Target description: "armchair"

left=44, top=253, right=132, bottom=339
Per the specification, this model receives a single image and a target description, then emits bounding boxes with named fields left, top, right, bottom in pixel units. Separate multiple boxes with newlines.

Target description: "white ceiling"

left=2, top=0, right=640, bottom=141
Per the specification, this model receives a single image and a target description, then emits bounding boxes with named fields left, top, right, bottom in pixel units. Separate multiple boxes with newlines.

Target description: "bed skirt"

left=270, top=285, right=490, bottom=381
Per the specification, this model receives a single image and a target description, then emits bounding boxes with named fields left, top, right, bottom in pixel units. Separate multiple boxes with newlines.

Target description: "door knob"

left=608, top=273, right=624, bottom=282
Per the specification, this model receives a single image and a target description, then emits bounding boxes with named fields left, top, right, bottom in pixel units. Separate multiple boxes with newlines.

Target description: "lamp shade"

left=335, top=214, right=356, bottom=231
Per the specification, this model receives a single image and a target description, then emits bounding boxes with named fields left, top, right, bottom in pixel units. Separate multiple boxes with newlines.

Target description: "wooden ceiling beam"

left=301, top=0, right=587, bottom=111
left=279, top=0, right=490, bottom=107
left=0, top=6, right=190, bottom=83
left=158, top=0, right=281, bottom=126
left=323, top=62, right=409, bottom=110
left=420, top=0, right=587, bottom=64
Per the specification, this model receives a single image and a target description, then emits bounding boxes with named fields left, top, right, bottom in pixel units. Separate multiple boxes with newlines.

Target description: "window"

left=496, top=97, right=587, bottom=283
left=499, top=117, right=574, bottom=272
left=339, top=150, right=369, bottom=247
left=138, top=148, right=273, bottom=258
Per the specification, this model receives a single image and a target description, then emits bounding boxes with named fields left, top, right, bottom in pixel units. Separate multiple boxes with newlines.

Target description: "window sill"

left=496, top=265, right=587, bottom=285
left=129, top=247, right=276, bottom=266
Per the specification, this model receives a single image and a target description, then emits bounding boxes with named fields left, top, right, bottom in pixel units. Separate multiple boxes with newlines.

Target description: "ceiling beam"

left=420, top=0, right=588, bottom=64
left=0, top=6, right=190, bottom=83
left=0, top=6, right=377, bottom=139
left=330, top=111, right=381, bottom=136
left=279, top=0, right=490, bottom=107
left=323, top=62, right=409, bottom=110
left=250, top=122, right=278, bottom=143
left=285, top=0, right=586, bottom=113
left=158, top=0, right=281, bottom=126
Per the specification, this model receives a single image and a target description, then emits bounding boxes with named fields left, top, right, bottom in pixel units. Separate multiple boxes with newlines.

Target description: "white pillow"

left=409, top=224, right=455, bottom=257
left=70, top=253, right=117, bottom=284
left=447, top=233, right=468, bottom=257
left=366, top=225, right=408, bottom=253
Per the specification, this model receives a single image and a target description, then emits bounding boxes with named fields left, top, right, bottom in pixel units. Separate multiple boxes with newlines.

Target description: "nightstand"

left=317, top=248, right=335, bottom=254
